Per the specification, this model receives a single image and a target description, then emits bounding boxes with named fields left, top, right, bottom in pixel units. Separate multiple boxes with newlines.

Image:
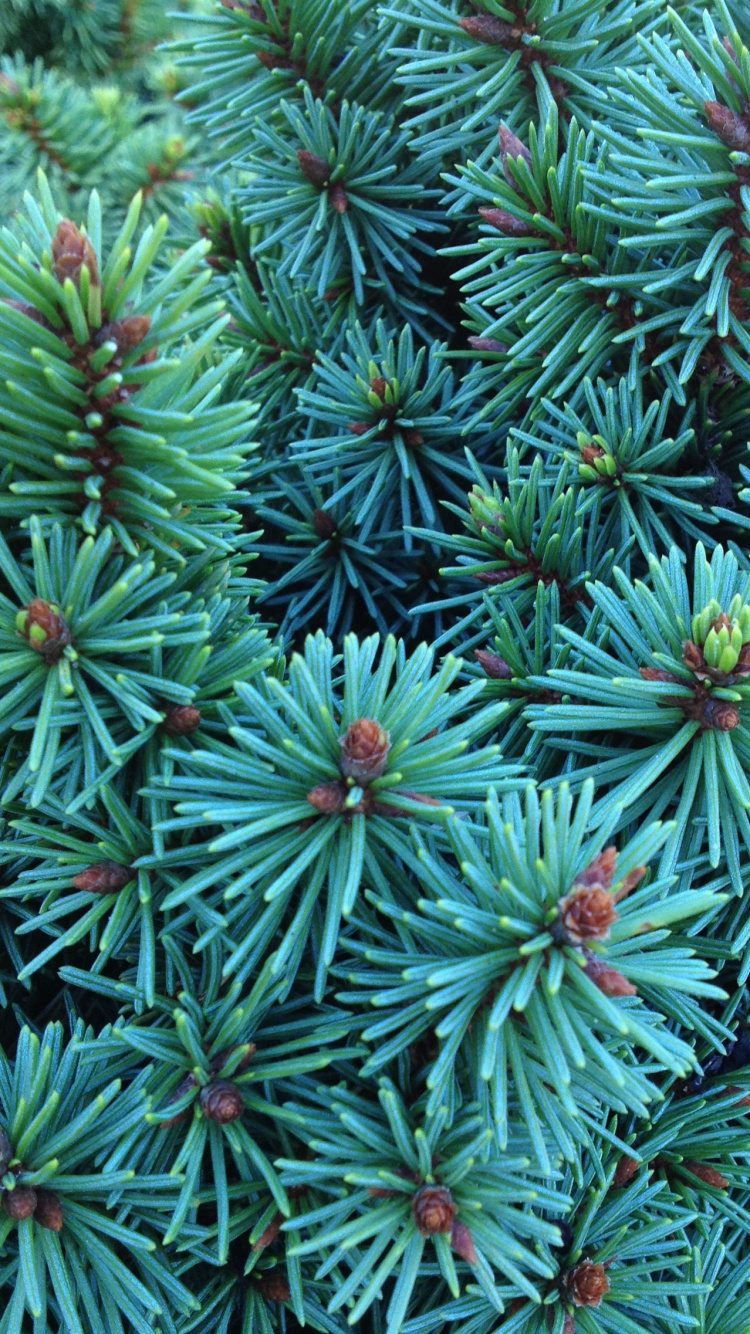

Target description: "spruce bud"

left=459, top=15, right=518, bottom=43
left=0, top=1128, right=11, bottom=1176
left=704, top=101, right=750, bottom=152
left=307, top=781, right=347, bottom=813
left=2, top=1186, right=37, bottom=1221
left=564, top=1259, right=610, bottom=1308
left=583, top=953, right=637, bottom=997
left=339, top=719, right=391, bottom=783
left=554, top=886, right=617, bottom=945
left=51, top=220, right=99, bottom=288
left=97, top=315, right=152, bottom=354
left=258, top=1271, right=291, bottom=1302
left=467, top=336, right=507, bottom=353
left=474, top=649, right=513, bottom=679
left=16, top=599, right=71, bottom=664
left=313, top=509, right=336, bottom=539
left=298, top=150, right=330, bottom=189
left=499, top=123, right=532, bottom=191
left=329, top=182, right=349, bottom=214
left=163, top=704, right=202, bottom=736
left=613, top=1155, right=640, bottom=1187
left=34, top=1189, right=64, bottom=1232
left=72, top=861, right=133, bottom=894
left=702, top=698, right=740, bottom=731
left=412, top=1185, right=458, bottom=1236
left=199, top=1080, right=244, bottom=1124
left=450, top=1219, right=477, bottom=1264
left=683, top=1161, right=729, bottom=1189
left=479, top=207, right=533, bottom=235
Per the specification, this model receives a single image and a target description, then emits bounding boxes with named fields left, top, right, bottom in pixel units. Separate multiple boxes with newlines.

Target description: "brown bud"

left=0, top=1128, right=11, bottom=1177
left=702, top=698, right=740, bottom=731
left=2, top=1186, right=37, bottom=1221
left=328, top=182, right=349, bottom=214
left=640, top=667, right=681, bottom=683
left=209, top=1042, right=256, bottom=1078
left=348, top=421, right=372, bottom=435
left=298, top=150, right=330, bottom=189
left=575, top=846, right=617, bottom=891
left=613, top=1155, right=640, bottom=1187
left=474, top=649, right=513, bottom=680
left=339, top=718, right=391, bottom=783
left=412, top=1185, right=458, bottom=1236
left=258, top=1270, right=291, bottom=1302
left=565, top=1260, right=610, bottom=1308
left=704, top=101, right=750, bottom=152
left=499, top=123, right=532, bottom=191
left=313, top=509, right=336, bottom=539
left=253, top=1210, right=284, bottom=1250
left=72, top=861, right=133, bottom=894
left=17, top=599, right=71, bottom=664
left=199, top=1080, right=244, bottom=1124
left=555, top=886, right=617, bottom=945
left=459, top=15, right=519, bottom=43
left=163, top=704, right=202, bottom=736
left=307, top=781, right=347, bottom=814
left=34, top=1189, right=64, bottom=1233
left=2, top=298, right=52, bottom=328
left=479, top=207, right=533, bottom=236
left=682, top=640, right=705, bottom=674
left=580, top=444, right=605, bottom=466
left=450, top=1219, right=477, bottom=1265
left=160, top=1073, right=199, bottom=1128
left=97, top=315, right=152, bottom=354
left=563, top=1315, right=576, bottom=1334
left=683, top=1160, right=729, bottom=1189
left=583, top=953, right=637, bottom=997
left=722, top=1085, right=750, bottom=1107
left=51, top=220, right=99, bottom=288
left=370, top=376, right=388, bottom=401
left=402, top=428, right=424, bottom=447
left=468, top=336, right=507, bottom=353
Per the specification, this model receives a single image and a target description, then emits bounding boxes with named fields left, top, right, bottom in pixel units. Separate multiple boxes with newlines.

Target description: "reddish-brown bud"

left=370, top=376, right=388, bottom=400
left=163, top=704, right=202, bottom=736
left=34, top=1189, right=64, bottom=1232
left=479, top=207, right=533, bottom=235
left=683, top=1161, right=729, bottom=1189
left=253, top=1210, right=284, bottom=1250
left=704, top=101, right=750, bottom=151
left=563, top=1314, right=576, bottom=1334
left=298, top=150, right=330, bottom=189
left=583, top=953, right=637, bottom=997
left=412, top=1185, right=458, bottom=1236
left=313, top=509, right=336, bottom=539
left=339, top=718, right=391, bottom=783
left=2, top=1186, right=37, bottom=1221
left=565, top=1260, right=610, bottom=1308
left=72, top=861, right=133, bottom=894
left=702, top=698, right=741, bottom=731
left=575, top=846, right=617, bottom=891
left=499, top=123, right=532, bottom=190
left=555, top=886, right=617, bottom=945
left=640, top=666, right=681, bottom=683
left=450, top=1219, right=477, bottom=1265
left=2, top=298, right=52, bottom=328
left=613, top=1155, right=640, bottom=1187
left=97, top=315, right=152, bottom=354
left=51, top=220, right=99, bottom=288
left=17, top=599, right=71, bottom=664
left=459, top=15, right=519, bottom=44
left=328, top=182, right=349, bottom=213
left=199, top=1080, right=244, bottom=1124
left=160, top=1073, right=200, bottom=1128
left=258, top=1270, right=291, bottom=1302
left=474, top=649, right=513, bottom=680
left=307, top=781, right=347, bottom=814
left=468, top=336, right=507, bottom=353
left=348, top=421, right=372, bottom=435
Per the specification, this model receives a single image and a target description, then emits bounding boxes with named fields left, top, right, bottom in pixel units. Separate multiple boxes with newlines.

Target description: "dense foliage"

left=2, top=2, right=750, bottom=1332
